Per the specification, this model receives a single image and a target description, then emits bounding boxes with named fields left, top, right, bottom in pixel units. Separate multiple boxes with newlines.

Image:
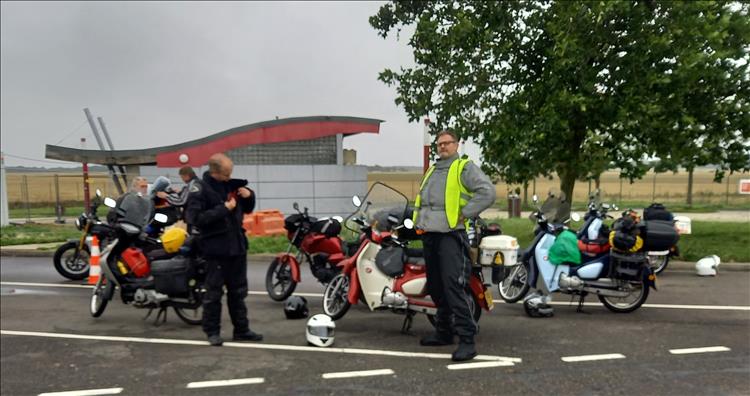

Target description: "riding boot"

left=451, top=337, right=477, bottom=361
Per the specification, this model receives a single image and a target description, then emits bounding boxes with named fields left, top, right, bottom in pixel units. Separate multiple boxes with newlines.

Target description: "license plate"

left=493, top=252, right=503, bottom=266
left=484, top=289, right=494, bottom=310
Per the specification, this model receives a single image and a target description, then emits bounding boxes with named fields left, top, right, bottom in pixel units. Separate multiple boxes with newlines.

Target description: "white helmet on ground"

left=695, top=255, right=720, bottom=276
left=306, top=314, right=335, bottom=347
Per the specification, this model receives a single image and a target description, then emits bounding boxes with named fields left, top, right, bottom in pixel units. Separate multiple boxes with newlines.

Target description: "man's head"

left=131, top=176, right=148, bottom=195
left=178, top=166, right=196, bottom=183
left=436, top=130, right=459, bottom=160
left=207, top=153, right=233, bottom=182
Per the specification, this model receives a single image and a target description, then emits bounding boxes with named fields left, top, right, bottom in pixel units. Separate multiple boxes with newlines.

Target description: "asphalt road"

left=1, top=257, right=749, bottom=396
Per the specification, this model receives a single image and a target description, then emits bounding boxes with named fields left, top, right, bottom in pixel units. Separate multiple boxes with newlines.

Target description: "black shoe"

left=451, top=342, right=477, bottom=362
left=233, top=330, right=263, bottom=342
left=207, top=334, right=223, bottom=347
left=420, top=332, right=454, bottom=346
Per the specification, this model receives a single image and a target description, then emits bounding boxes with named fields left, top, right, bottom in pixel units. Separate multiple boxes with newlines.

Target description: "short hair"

left=207, top=157, right=223, bottom=174
left=437, top=130, right=458, bottom=142
left=131, top=176, right=148, bottom=190
left=178, top=166, right=195, bottom=178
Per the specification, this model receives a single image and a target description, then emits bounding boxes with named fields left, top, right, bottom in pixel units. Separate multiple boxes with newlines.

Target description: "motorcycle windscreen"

left=114, top=192, right=153, bottom=228
left=532, top=190, right=572, bottom=224
left=344, top=182, right=409, bottom=234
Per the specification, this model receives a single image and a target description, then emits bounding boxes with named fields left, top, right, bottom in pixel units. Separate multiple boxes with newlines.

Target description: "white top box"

left=674, top=215, right=691, bottom=235
left=479, top=235, right=518, bottom=250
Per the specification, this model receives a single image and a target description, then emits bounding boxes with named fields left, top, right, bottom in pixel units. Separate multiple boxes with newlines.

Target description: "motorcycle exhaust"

left=559, top=273, right=584, bottom=290
left=381, top=287, right=408, bottom=309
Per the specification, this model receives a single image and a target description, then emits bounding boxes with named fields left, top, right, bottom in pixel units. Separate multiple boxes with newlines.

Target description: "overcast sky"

left=0, top=1, right=482, bottom=168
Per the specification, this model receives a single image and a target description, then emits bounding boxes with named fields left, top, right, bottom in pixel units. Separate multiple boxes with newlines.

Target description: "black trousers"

left=202, top=255, right=250, bottom=336
left=422, top=231, right=478, bottom=341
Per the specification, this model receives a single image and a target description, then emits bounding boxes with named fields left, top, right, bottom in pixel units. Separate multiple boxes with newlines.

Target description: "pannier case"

left=151, top=256, right=190, bottom=296
left=479, top=235, right=518, bottom=266
left=641, top=220, right=679, bottom=251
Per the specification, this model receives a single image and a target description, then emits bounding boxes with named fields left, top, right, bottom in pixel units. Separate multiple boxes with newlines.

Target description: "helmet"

left=695, top=255, right=720, bottom=276
left=306, top=314, right=335, bottom=347
left=284, top=296, right=309, bottom=319
left=161, top=227, right=187, bottom=253
left=523, top=292, right=554, bottom=318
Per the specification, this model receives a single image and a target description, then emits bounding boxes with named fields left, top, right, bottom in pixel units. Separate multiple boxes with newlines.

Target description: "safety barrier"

left=87, top=235, right=101, bottom=285
left=243, top=210, right=286, bottom=237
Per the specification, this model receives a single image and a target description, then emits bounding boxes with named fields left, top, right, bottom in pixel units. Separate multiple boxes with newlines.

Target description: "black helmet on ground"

left=284, top=296, right=309, bottom=319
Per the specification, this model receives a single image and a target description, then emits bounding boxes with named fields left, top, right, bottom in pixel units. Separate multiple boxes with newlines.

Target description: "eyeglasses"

left=437, top=141, right=456, bottom=148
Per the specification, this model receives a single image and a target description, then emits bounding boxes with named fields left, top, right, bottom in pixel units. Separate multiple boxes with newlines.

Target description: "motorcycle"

left=89, top=192, right=206, bottom=326
left=265, top=202, right=347, bottom=301
left=53, top=189, right=114, bottom=280
left=500, top=192, right=657, bottom=315
left=643, top=203, right=687, bottom=274
left=321, top=182, right=493, bottom=333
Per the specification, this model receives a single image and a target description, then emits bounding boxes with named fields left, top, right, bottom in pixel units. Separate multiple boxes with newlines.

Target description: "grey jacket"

left=416, top=154, right=496, bottom=233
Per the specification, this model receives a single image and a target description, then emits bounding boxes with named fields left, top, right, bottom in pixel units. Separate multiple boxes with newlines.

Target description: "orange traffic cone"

left=88, top=235, right=101, bottom=285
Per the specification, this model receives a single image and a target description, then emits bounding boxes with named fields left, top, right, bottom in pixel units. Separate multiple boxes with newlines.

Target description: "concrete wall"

left=139, top=165, right=367, bottom=217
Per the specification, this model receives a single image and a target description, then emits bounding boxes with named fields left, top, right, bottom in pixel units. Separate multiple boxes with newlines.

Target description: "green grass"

left=0, top=224, right=81, bottom=246
left=9, top=205, right=86, bottom=218
left=493, top=200, right=749, bottom=213
left=247, top=235, right=290, bottom=255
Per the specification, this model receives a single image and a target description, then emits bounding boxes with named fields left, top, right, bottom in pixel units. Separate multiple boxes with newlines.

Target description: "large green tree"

left=371, top=0, right=750, bottom=203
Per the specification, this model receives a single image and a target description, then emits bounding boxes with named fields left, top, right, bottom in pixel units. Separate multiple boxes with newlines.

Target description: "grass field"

left=2, top=219, right=748, bottom=262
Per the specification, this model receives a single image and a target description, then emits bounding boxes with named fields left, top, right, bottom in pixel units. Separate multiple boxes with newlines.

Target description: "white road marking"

left=446, top=360, right=515, bottom=370
left=37, top=387, right=123, bottom=396
left=322, top=369, right=395, bottom=379
left=186, top=377, right=264, bottom=389
left=561, top=353, right=626, bottom=362
left=3, top=282, right=749, bottom=312
left=0, top=330, right=521, bottom=363
left=669, top=346, right=731, bottom=355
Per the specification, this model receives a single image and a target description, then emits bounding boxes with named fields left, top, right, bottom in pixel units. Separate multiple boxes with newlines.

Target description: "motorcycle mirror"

left=602, top=203, right=610, bottom=210
left=403, top=218, right=414, bottom=230
left=352, top=195, right=362, bottom=207
left=104, top=197, right=117, bottom=208
left=332, top=216, right=343, bottom=223
left=95, top=189, right=102, bottom=197
left=154, top=213, right=169, bottom=224
left=293, top=202, right=299, bottom=211
left=571, top=212, right=581, bottom=222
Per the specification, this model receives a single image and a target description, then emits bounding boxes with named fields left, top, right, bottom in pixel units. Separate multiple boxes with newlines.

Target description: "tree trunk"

left=595, top=174, right=601, bottom=189
left=523, top=180, right=529, bottom=206
left=558, top=167, right=577, bottom=206
left=687, top=167, right=694, bottom=207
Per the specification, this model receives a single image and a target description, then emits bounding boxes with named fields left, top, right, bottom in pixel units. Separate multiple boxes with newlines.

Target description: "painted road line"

left=669, top=346, right=731, bottom=355
left=4, top=282, right=750, bottom=312
left=0, top=330, right=521, bottom=363
left=561, top=353, right=626, bottom=363
left=322, top=369, right=395, bottom=379
left=186, top=378, right=264, bottom=389
left=38, top=387, right=123, bottom=396
left=447, top=361, right=515, bottom=370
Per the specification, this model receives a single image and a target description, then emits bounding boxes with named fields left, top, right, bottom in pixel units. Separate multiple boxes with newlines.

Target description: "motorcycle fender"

left=643, top=267, right=658, bottom=291
left=278, top=254, right=301, bottom=283
left=469, top=276, right=490, bottom=311
left=347, top=270, right=361, bottom=305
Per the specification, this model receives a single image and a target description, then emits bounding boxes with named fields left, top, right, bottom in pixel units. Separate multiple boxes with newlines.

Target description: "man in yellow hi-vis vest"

left=413, top=130, right=496, bottom=362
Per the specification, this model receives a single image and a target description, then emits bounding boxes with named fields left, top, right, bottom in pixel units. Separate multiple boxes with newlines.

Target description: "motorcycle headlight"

left=76, top=214, right=87, bottom=231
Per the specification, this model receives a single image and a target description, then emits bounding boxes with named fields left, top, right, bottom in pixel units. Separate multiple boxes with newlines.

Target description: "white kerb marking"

left=322, top=369, right=395, bottom=379
left=186, top=378, right=264, bottom=389
left=561, top=353, right=626, bottom=362
left=447, top=361, right=515, bottom=370
left=37, top=387, right=123, bottom=396
left=669, top=346, right=731, bottom=355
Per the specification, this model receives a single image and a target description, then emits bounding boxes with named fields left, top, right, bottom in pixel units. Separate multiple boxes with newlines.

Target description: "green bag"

left=549, top=230, right=581, bottom=265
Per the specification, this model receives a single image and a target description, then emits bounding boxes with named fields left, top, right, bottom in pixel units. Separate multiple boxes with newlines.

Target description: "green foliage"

left=0, top=224, right=80, bottom=246
left=246, top=235, right=290, bottom=255
left=371, top=1, right=750, bottom=206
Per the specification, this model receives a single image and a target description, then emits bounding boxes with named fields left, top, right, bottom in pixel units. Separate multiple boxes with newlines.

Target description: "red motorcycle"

left=322, top=182, right=493, bottom=333
left=265, top=203, right=350, bottom=301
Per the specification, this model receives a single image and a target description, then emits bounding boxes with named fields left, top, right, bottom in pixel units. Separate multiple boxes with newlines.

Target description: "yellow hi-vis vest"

left=413, top=158, right=473, bottom=229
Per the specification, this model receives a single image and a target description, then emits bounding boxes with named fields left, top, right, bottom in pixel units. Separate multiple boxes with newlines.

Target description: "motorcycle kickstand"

left=575, top=293, right=590, bottom=314
left=401, top=311, right=416, bottom=335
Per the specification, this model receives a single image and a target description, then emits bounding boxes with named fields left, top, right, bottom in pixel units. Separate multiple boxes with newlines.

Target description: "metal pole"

left=97, top=116, right=129, bottom=187
left=0, top=152, right=8, bottom=226
left=22, top=175, right=31, bottom=222
left=423, top=118, right=431, bottom=173
left=84, top=109, right=124, bottom=195
left=81, top=137, right=91, bottom=214
left=652, top=171, right=657, bottom=202
left=54, top=174, right=65, bottom=224
left=726, top=173, right=731, bottom=205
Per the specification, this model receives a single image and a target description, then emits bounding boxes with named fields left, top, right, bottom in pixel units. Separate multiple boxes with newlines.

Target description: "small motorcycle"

left=265, top=203, right=347, bottom=301
left=322, top=182, right=493, bottom=332
left=90, top=192, right=206, bottom=326
left=53, top=189, right=114, bottom=280
left=501, top=193, right=657, bottom=315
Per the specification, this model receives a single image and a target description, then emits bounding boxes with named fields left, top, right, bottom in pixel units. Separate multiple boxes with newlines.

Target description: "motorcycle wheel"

left=323, top=273, right=351, bottom=320
left=265, top=257, right=297, bottom=301
left=426, top=293, right=482, bottom=328
left=598, top=272, right=650, bottom=313
left=174, top=305, right=203, bottom=325
left=53, top=241, right=90, bottom=281
left=498, top=264, right=530, bottom=303
left=90, top=276, right=113, bottom=317
left=648, top=254, right=669, bottom=274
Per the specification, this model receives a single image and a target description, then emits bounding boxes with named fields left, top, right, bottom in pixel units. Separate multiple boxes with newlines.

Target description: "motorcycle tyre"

left=498, top=264, right=530, bottom=303
left=53, top=241, right=90, bottom=281
left=649, top=255, right=669, bottom=275
left=322, top=273, right=351, bottom=320
left=174, top=306, right=203, bottom=326
left=265, top=257, right=297, bottom=301
left=90, top=276, right=113, bottom=317
left=598, top=272, right=650, bottom=313
left=426, top=293, right=482, bottom=328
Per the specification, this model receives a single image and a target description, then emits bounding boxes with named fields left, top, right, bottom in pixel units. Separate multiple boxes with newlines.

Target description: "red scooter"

left=322, top=182, right=493, bottom=333
left=265, top=202, right=350, bottom=301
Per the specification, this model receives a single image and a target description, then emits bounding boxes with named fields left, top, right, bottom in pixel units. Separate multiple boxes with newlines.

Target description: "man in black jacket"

left=185, top=153, right=263, bottom=346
